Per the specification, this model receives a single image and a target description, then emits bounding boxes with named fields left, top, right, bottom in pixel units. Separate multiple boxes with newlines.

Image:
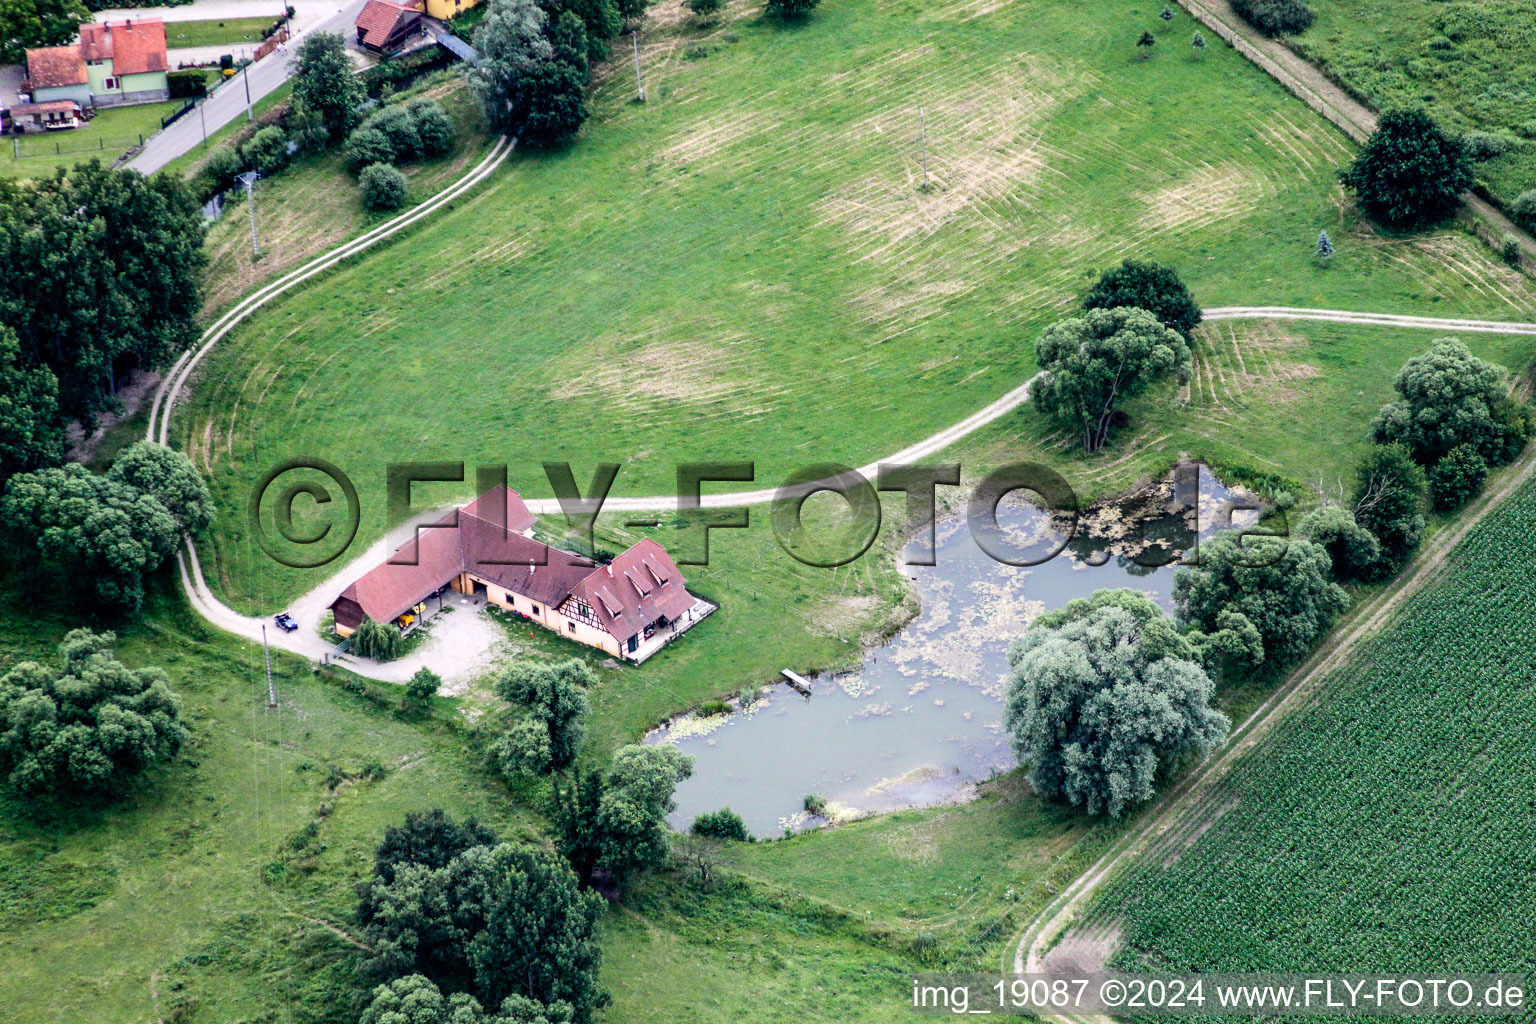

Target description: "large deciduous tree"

left=107, top=441, right=215, bottom=535
left=492, top=659, right=592, bottom=775
left=1340, top=109, right=1473, bottom=229
left=0, top=0, right=89, bottom=63
left=553, top=744, right=692, bottom=886
left=0, top=629, right=186, bottom=798
left=1005, top=589, right=1228, bottom=818
left=1370, top=339, right=1531, bottom=467
left=360, top=840, right=607, bottom=1023
left=292, top=31, right=365, bottom=139
left=1030, top=306, right=1192, bottom=452
left=2, top=462, right=180, bottom=613
left=1352, top=442, right=1427, bottom=565
left=466, top=0, right=591, bottom=145
left=1174, top=534, right=1349, bottom=674
left=1082, top=260, right=1202, bottom=339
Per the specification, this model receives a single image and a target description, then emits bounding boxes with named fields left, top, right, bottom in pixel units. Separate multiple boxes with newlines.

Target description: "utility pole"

left=632, top=31, right=644, bottom=103
left=262, top=624, right=277, bottom=708
left=919, top=106, right=928, bottom=190
left=241, top=49, right=253, bottom=121
left=199, top=98, right=207, bottom=149
left=236, top=170, right=261, bottom=257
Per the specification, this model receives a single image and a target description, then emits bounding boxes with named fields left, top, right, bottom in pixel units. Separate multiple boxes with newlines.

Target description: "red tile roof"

left=460, top=485, right=537, bottom=535
left=568, top=538, right=696, bottom=641
left=74, top=20, right=168, bottom=76
left=354, top=0, right=422, bottom=46
left=330, top=487, right=697, bottom=647
left=103, top=19, right=168, bottom=76
left=77, top=23, right=110, bottom=62
left=25, top=46, right=87, bottom=89
left=334, top=509, right=465, bottom=627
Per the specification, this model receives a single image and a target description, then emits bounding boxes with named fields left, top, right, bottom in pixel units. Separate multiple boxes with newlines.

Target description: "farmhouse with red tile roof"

left=329, top=486, right=714, bottom=663
left=23, top=18, right=169, bottom=110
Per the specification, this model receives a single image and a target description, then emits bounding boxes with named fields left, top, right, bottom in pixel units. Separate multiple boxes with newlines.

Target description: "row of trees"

left=353, top=657, right=708, bottom=1022
left=488, top=658, right=697, bottom=886
left=1008, top=336, right=1531, bottom=819
left=357, top=810, right=607, bottom=1024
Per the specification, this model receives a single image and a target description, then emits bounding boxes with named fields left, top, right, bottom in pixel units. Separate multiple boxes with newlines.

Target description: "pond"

left=646, top=465, right=1261, bottom=837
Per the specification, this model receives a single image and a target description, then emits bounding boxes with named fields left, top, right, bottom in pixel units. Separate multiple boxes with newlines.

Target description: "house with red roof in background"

left=329, top=485, right=715, bottom=663
left=22, top=18, right=169, bottom=115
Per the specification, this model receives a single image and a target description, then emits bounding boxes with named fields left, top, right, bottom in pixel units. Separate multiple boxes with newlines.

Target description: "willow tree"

left=1029, top=306, right=1192, bottom=452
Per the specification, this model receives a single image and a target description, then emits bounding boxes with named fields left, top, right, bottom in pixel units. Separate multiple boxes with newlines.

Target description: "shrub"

left=406, top=97, right=455, bottom=156
left=353, top=616, right=405, bottom=659
left=1083, top=259, right=1202, bottom=338
left=345, top=126, right=397, bottom=173
left=194, top=144, right=246, bottom=201
left=698, top=700, right=731, bottom=716
left=1461, top=131, right=1514, bottom=161
left=404, top=667, right=440, bottom=711
left=685, top=0, right=723, bottom=16
left=1340, top=108, right=1474, bottom=229
left=362, top=104, right=422, bottom=160
left=803, top=792, right=828, bottom=815
left=167, top=69, right=208, bottom=99
left=1510, top=189, right=1536, bottom=229
left=691, top=808, right=750, bottom=841
left=765, top=0, right=819, bottom=19
left=243, top=125, right=290, bottom=176
left=1428, top=445, right=1489, bottom=510
left=1229, top=0, right=1314, bottom=36
left=1502, top=234, right=1523, bottom=266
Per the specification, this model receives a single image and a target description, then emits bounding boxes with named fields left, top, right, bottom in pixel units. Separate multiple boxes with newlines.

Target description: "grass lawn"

left=1289, top=0, right=1536, bottom=208
left=0, top=99, right=183, bottom=179
left=164, top=15, right=283, bottom=50
left=181, top=0, right=1536, bottom=622
left=199, top=76, right=497, bottom=314
left=0, top=581, right=537, bottom=1023
left=933, top=315, right=1536, bottom=508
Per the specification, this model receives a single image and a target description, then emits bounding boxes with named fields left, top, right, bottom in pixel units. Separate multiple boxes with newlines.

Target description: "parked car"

left=274, top=613, right=298, bottom=633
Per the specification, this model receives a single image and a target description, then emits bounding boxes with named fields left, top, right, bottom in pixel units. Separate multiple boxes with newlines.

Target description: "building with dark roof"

left=329, top=485, right=713, bottom=663
left=354, top=0, right=424, bottom=54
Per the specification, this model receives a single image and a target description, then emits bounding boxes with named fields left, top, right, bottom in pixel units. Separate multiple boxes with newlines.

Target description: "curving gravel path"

left=141, top=145, right=1536, bottom=677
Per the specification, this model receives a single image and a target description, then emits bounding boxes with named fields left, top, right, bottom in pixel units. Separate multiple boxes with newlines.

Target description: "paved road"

left=96, top=0, right=342, bottom=34
left=125, top=0, right=366, bottom=176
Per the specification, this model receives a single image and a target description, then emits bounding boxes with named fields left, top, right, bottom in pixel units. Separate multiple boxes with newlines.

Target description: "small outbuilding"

left=354, top=0, right=425, bottom=54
